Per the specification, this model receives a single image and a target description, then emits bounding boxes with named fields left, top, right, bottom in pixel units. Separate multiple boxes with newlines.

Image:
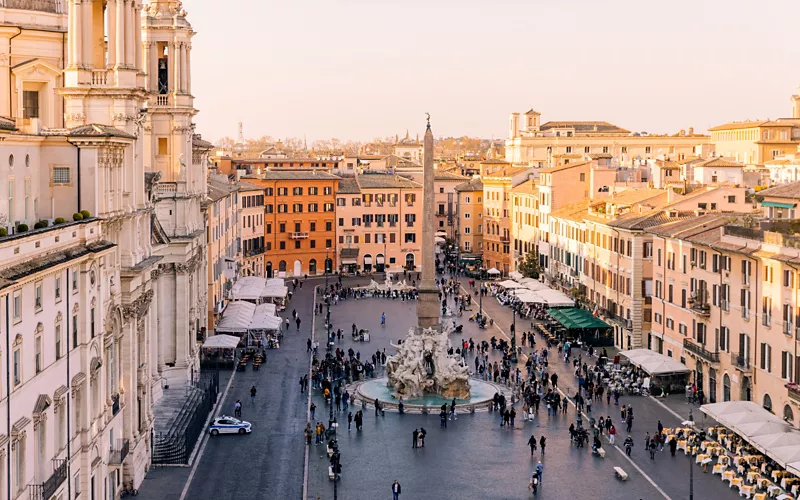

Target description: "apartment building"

left=335, top=173, right=423, bottom=273
left=214, top=156, right=341, bottom=176
left=547, top=186, right=753, bottom=349
left=709, top=120, right=800, bottom=165
left=454, top=178, right=484, bottom=255
left=247, top=170, right=339, bottom=277
left=483, top=167, right=531, bottom=275
left=403, top=170, right=467, bottom=239
left=239, top=183, right=266, bottom=277
left=510, top=178, right=540, bottom=270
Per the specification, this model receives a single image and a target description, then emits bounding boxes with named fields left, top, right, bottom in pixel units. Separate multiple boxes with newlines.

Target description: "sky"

left=187, top=0, right=800, bottom=144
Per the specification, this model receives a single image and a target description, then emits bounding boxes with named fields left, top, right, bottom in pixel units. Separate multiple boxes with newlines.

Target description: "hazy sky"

left=188, top=0, right=800, bottom=143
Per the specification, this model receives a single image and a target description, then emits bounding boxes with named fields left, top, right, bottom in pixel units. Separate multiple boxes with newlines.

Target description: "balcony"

left=289, top=232, right=309, bottom=240
left=732, top=352, right=751, bottom=372
left=244, top=247, right=265, bottom=257
left=689, top=301, right=711, bottom=317
left=111, top=393, right=120, bottom=416
left=154, top=94, right=170, bottom=106
left=683, top=338, right=720, bottom=363
left=154, top=182, right=178, bottom=198
left=787, top=383, right=800, bottom=404
left=108, top=439, right=130, bottom=466
left=28, top=459, right=67, bottom=500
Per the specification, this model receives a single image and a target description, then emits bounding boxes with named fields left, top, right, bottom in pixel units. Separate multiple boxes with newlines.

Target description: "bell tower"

left=792, top=85, right=800, bottom=119
left=62, top=0, right=147, bottom=131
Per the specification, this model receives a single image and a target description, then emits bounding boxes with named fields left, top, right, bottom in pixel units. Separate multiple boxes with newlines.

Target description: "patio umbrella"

left=487, top=268, right=501, bottom=275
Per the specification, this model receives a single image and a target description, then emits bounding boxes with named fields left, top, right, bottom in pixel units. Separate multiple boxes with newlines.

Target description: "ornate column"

left=186, top=43, right=191, bottom=94
left=115, top=0, right=125, bottom=67
left=125, top=0, right=135, bottom=67
left=107, top=0, right=116, bottom=67
left=167, top=42, right=175, bottom=92
left=179, top=42, right=186, bottom=93
left=134, top=2, right=143, bottom=72
left=82, top=0, right=92, bottom=68
left=149, top=42, right=158, bottom=92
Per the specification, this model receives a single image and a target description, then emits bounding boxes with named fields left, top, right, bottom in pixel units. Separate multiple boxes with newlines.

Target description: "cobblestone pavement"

left=307, top=276, right=740, bottom=500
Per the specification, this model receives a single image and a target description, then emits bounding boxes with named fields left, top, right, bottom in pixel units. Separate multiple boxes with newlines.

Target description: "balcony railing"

left=154, top=182, right=178, bottom=197
left=109, top=439, right=130, bottom=466
left=683, top=338, right=720, bottom=363
left=289, top=232, right=309, bottom=240
left=732, top=352, right=751, bottom=372
left=91, top=70, right=109, bottom=86
left=111, top=393, right=120, bottom=416
left=28, top=459, right=67, bottom=500
left=788, top=383, right=800, bottom=404
left=689, top=302, right=711, bottom=317
left=155, top=95, right=170, bottom=106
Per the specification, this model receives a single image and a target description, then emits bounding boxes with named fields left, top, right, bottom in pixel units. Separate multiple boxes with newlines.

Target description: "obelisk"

left=416, top=114, right=440, bottom=328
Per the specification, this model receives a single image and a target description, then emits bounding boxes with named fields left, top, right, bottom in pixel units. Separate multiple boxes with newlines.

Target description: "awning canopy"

left=203, top=334, right=241, bottom=349
left=550, top=308, right=610, bottom=330
left=509, top=271, right=524, bottom=281
left=498, top=280, right=523, bottom=289
left=529, top=288, right=574, bottom=307
left=487, top=268, right=501, bottom=275
left=762, top=201, right=796, bottom=209
left=619, top=348, right=690, bottom=376
left=250, top=303, right=282, bottom=331
left=230, top=277, right=288, bottom=301
left=701, top=401, right=800, bottom=476
left=215, top=301, right=256, bottom=333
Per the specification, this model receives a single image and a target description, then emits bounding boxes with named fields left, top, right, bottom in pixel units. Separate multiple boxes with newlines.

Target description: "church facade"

left=0, top=0, right=209, bottom=496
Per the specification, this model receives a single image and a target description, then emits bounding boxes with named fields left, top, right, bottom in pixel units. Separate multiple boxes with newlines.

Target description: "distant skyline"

left=189, top=0, right=800, bottom=144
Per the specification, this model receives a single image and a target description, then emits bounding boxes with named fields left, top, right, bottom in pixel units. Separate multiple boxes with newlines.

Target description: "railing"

left=788, top=383, right=800, bottom=404
left=111, top=393, right=120, bottom=416
left=689, top=302, right=711, bottom=317
left=289, top=232, right=309, bottom=240
left=154, top=182, right=178, bottom=197
left=244, top=247, right=265, bottom=257
left=155, top=95, right=170, bottom=106
left=108, top=438, right=130, bottom=466
left=732, top=352, right=751, bottom=372
left=683, top=338, right=720, bottom=362
left=28, top=459, right=67, bottom=500
left=92, top=70, right=109, bottom=86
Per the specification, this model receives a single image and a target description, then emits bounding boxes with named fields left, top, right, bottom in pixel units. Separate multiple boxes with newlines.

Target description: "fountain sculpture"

left=385, top=322, right=471, bottom=399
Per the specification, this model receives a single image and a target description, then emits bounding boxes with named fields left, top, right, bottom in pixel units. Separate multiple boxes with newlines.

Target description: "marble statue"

left=386, top=323, right=471, bottom=399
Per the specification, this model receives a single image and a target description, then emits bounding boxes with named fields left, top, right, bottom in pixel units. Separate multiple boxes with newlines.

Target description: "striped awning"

left=762, top=201, right=796, bottom=209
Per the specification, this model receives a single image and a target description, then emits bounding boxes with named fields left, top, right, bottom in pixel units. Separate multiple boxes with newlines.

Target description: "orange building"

left=244, top=169, right=339, bottom=277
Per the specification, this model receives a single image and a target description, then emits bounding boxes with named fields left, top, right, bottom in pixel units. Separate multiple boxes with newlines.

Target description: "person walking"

left=624, top=435, right=634, bottom=457
left=626, top=413, right=634, bottom=433
left=234, top=400, right=242, bottom=418
left=391, top=480, right=401, bottom=500
left=299, top=376, right=305, bottom=394
left=295, top=316, right=301, bottom=331
left=527, top=434, right=537, bottom=456
left=648, top=438, right=657, bottom=460
left=250, top=385, right=257, bottom=404
left=310, top=402, right=316, bottom=419
left=669, top=436, right=678, bottom=457
left=347, top=411, right=353, bottom=431
left=381, top=312, right=386, bottom=326
left=539, top=435, right=547, bottom=455
left=535, top=461, right=544, bottom=485
left=609, top=424, right=616, bottom=445
left=419, top=427, right=427, bottom=447
left=440, top=407, right=447, bottom=428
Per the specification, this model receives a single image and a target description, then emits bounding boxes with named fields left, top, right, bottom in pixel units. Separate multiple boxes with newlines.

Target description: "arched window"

left=279, top=260, right=287, bottom=272
left=763, top=393, right=773, bottom=412
left=309, top=259, right=317, bottom=275
left=723, top=374, right=731, bottom=402
left=784, top=404, right=794, bottom=424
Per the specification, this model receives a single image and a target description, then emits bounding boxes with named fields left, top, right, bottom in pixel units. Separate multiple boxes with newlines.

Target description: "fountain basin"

left=349, top=377, right=509, bottom=413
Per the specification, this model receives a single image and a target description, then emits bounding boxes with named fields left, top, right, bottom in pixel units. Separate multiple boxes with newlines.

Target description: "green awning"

left=762, top=201, right=796, bottom=209
left=550, top=308, right=610, bottom=330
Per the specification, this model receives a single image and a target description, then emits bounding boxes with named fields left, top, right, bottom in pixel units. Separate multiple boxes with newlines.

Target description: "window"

left=13, top=347, right=21, bottom=385
left=294, top=241, right=301, bottom=249
left=324, top=187, right=332, bottom=195
left=761, top=342, right=772, bottom=372
left=579, top=173, right=585, bottom=182
left=293, top=187, right=303, bottom=196
left=309, top=187, right=319, bottom=195
left=90, top=307, right=95, bottom=338
left=584, top=146, right=590, bottom=154
left=464, top=227, right=471, bottom=234
left=280, top=241, right=286, bottom=250
left=324, top=203, right=334, bottom=212
left=279, top=223, right=286, bottom=233
left=35, top=281, right=42, bottom=310
left=326, top=222, right=332, bottom=231
left=763, top=296, right=772, bottom=327
left=23, top=90, right=39, bottom=118
left=35, top=335, right=42, bottom=374
left=566, top=146, right=572, bottom=154
left=405, top=233, right=416, bottom=243
left=72, top=269, right=78, bottom=292
left=336, top=198, right=345, bottom=206
left=310, top=240, right=316, bottom=249
left=292, top=203, right=303, bottom=213
left=782, top=351, right=794, bottom=381
left=277, top=187, right=288, bottom=196
left=72, top=315, right=78, bottom=348
left=13, top=290, right=21, bottom=322
left=55, top=322, right=62, bottom=360
left=55, top=276, right=61, bottom=301
left=643, top=242, right=653, bottom=258
left=310, top=222, right=316, bottom=232
left=308, top=203, right=318, bottom=212
left=645, top=146, right=651, bottom=154
left=294, top=222, right=301, bottom=233
left=52, top=166, right=71, bottom=185
left=728, top=195, right=736, bottom=203
left=326, top=239, right=332, bottom=248
left=785, top=270, right=794, bottom=288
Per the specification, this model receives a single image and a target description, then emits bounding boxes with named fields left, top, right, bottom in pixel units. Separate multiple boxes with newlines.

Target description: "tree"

left=518, top=250, right=540, bottom=279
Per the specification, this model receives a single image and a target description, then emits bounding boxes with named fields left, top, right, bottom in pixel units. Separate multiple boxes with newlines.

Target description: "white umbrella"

left=499, top=280, right=523, bottom=289
left=509, top=271, right=524, bottom=281
left=435, top=231, right=447, bottom=237
left=487, top=268, right=501, bottom=275
left=435, top=236, right=446, bottom=244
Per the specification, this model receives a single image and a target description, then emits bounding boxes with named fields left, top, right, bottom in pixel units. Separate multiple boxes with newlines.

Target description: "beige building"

left=393, top=131, right=423, bottom=162
left=454, top=178, right=483, bottom=255
left=206, top=177, right=239, bottom=328
left=506, top=109, right=710, bottom=167
left=238, top=182, right=266, bottom=277
left=510, top=177, right=540, bottom=270
left=335, top=173, right=423, bottom=273
left=709, top=120, right=800, bottom=165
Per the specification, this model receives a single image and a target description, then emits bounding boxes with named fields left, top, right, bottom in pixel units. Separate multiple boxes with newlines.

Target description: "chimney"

left=688, top=127, right=694, bottom=135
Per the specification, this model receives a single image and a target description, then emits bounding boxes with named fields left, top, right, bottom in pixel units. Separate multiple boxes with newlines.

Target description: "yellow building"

left=506, top=109, right=710, bottom=167
left=454, top=178, right=484, bottom=255
left=510, top=178, right=540, bottom=270
left=709, top=120, right=800, bottom=164
left=482, top=166, right=531, bottom=275
left=205, top=176, right=240, bottom=327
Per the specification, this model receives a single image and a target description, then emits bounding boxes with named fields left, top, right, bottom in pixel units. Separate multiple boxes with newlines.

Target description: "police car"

left=209, top=416, right=252, bottom=435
